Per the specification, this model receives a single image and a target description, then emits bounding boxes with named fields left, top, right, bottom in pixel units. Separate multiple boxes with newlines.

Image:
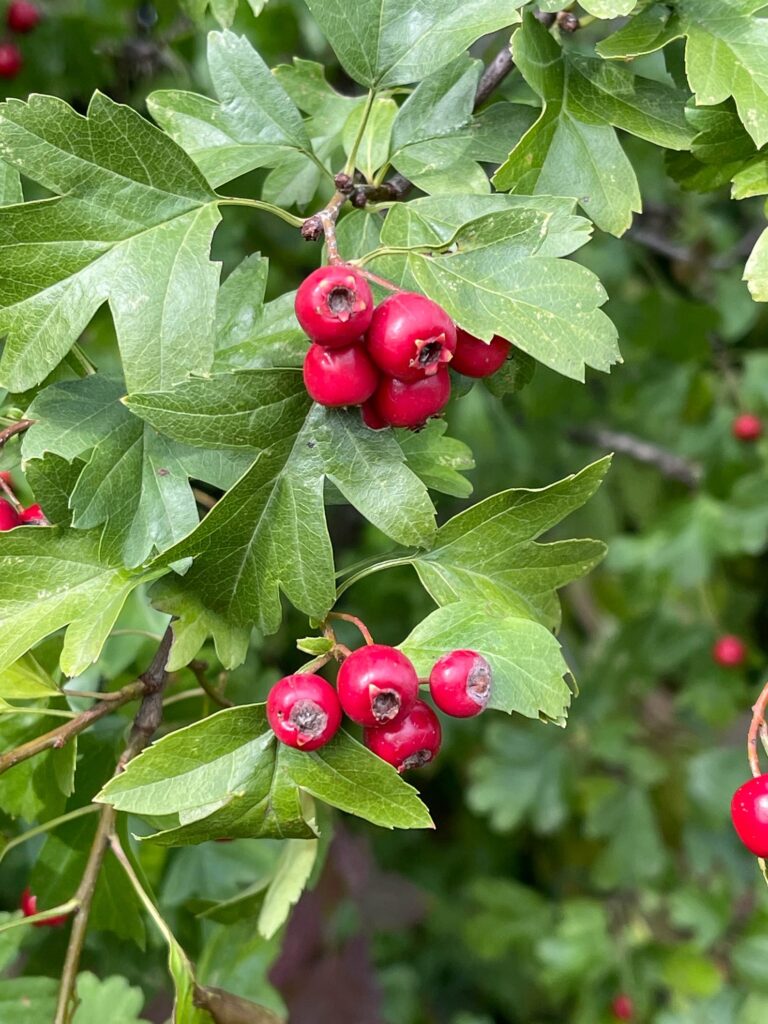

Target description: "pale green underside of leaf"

left=0, top=528, right=163, bottom=677
left=98, top=705, right=433, bottom=836
left=303, top=0, right=525, bottom=88
left=0, top=92, right=221, bottom=393
left=744, top=227, right=768, bottom=300
left=365, top=194, right=620, bottom=380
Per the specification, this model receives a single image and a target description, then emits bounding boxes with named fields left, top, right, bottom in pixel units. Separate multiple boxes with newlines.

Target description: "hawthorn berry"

left=611, top=994, right=634, bottom=1021
left=337, top=644, right=419, bottom=727
left=731, top=774, right=768, bottom=857
left=266, top=673, right=342, bottom=751
left=712, top=634, right=746, bottom=668
left=373, top=367, right=451, bottom=429
left=303, top=342, right=379, bottom=407
left=0, top=41, right=22, bottom=78
left=20, top=504, right=46, bottom=524
left=429, top=649, right=492, bottom=717
left=21, top=888, right=69, bottom=928
left=361, top=399, right=387, bottom=430
left=7, top=1, right=41, bottom=32
left=294, top=265, right=373, bottom=347
left=732, top=413, right=762, bottom=442
left=364, top=699, right=442, bottom=772
left=451, top=329, right=511, bottom=378
left=0, top=499, right=19, bottom=530
left=366, top=292, right=456, bottom=381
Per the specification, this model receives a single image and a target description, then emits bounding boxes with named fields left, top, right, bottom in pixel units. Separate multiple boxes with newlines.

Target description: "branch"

left=0, top=418, right=33, bottom=449
left=54, top=625, right=175, bottom=1024
left=748, top=681, right=768, bottom=778
left=188, top=659, right=233, bottom=709
left=570, top=426, right=703, bottom=489
left=474, top=45, right=515, bottom=107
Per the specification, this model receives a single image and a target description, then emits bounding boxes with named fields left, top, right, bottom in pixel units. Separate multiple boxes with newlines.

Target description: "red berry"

left=7, top=1, right=40, bottom=32
left=20, top=887, right=69, bottom=928
left=366, top=292, right=456, bottom=382
left=0, top=42, right=22, bottom=78
left=373, top=367, right=451, bottom=429
left=732, top=775, right=768, bottom=856
left=361, top=399, right=387, bottom=430
left=611, top=994, right=634, bottom=1021
left=303, top=342, right=378, bottom=407
left=452, top=329, right=511, bottom=378
left=337, top=644, right=419, bottom=727
left=266, top=674, right=342, bottom=751
left=0, top=499, right=20, bottom=530
left=364, top=700, right=442, bottom=772
left=732, top=413, right=762, bottom=442
left=294, top=265, right=373, bottom=347
left=20, top=504, right=46, bottom=525
left=712, top=634, right=746, bottom=668
left=429, top=649, right=492, bottom=717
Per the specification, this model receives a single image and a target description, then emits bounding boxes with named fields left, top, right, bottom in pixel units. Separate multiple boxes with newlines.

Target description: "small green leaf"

left=744, top=227, right=768, bottom=301
left=0, top=653, right=59, bottom=700
left=296, top=636, right=334, bottom=656
left=72, top=973, right=149, bottom=1024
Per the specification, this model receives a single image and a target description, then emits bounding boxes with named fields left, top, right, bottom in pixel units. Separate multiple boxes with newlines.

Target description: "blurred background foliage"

left=2, top=2, right=768, bottom=1023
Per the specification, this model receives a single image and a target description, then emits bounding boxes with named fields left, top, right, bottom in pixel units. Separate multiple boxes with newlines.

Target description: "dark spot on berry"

left=415, top=340, right=443, bottom=368
left=289, top=698, right=327, bottom=739
left=371, top=689, right=401, bottom=723
left=400, top=748, right=433, bottom=771
left=467, top=659, right=492, bottom=707
left=326, top=286, right=355, bottom=319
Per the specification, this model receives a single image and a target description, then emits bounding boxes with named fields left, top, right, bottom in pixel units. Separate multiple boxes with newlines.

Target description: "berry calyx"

left=20, top=888, right=69, bottom=928
left=364, top=700, right=442, bottom=772
left=366, top=292, right=456, bottom=382
left=361, top=399, right=387, bottom=430
left=0, top=499, right=20, bottom=530
left=732, top=413, right=762, bottom=442
left=712, top=634, right=746, bottom=668
left=294, top=265, right=373, bottom=347
left=732, top=774, right=768, bottom=856
left=337, top=644, right=419, bottom=727
left=20, top=504, right=46, bottom=525
left=0, top=41, right=22, bottom=78
left=373, top=367, right=451, bottom=429
left=303, top=342, right=379, bottom=407
left=429, top=649, right=492, bottom=717
left=266, top=674, right=342, bottom=751
left=451, top=329, right=511, bottom=378
left=7, top=1, right=41, bottom=32
left=611, top=994, right=634, bottom=1021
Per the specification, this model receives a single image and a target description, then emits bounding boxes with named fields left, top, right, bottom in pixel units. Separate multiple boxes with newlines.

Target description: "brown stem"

left=188, top=659, right=233, bottom=709
left=54, top=626, right=175, bottom=1023
left=326, top=612, right=374, bottom=646
left=0, top=476, right=23, bottom=513
left=474, top=45, right=515, bottom=106
left=0, top=418, right=33, bottom=449
left=747, top=681, right=768, bottom=778
left=569, top=425, right=702, bottom=489
left=355, top=267, right=402, bottom=293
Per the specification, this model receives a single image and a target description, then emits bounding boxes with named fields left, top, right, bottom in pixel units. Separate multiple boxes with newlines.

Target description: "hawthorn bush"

left=2, top=2, right=768, bottom=1022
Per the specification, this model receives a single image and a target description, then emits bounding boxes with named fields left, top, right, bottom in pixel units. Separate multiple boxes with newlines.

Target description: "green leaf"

left=372, top=195, right=619, bottom=380
left=128, top=375, right=435, bottom=636
left=396, top=419, right=475, bottom=499
left=409, top=459, right=609, bottom=629
left=400, top=602, right=573, bottom=723
left=24, top=378, right=251, bottom=566
left=303, top=0, right=525, bottom=88
left=494, top=16, right=692, bottom=235
left=98, top=704, right=432, bottom=836
left=484, top=348, right=536, bottom=398
left=0, top=158, right=21, bottom=204
left=72, top=973, right=149, bottom=1024
left=0, top=978, right=58, bottom=1024
left=596, top=5, right=683, bottom=60
left=677, top=0, right=768, bottom=148
left=296, top=636, right=334, bottom=656
left=23, top=455, right=84, bottom=528
left=0, top=714, right=76, bottom=820
left=343, top=97, right=397, bottom=181
left=0, top=653, right=59, bottom=699
left=148, top=31, right=315, bottom=188
left=744, top=227, right=768, bottom=300
left=0, top=527, right=163, bottom=677
left=0, top=93, right=221, bottom=393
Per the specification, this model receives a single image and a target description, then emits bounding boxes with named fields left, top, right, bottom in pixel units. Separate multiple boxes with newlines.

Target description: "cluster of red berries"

left=294, top=265, right=511, bottom=430
left=20, top=886, right=69, bottom=928
left=0, top=472, right=45, bottom=529
left=0, top=1, right=41, bottom=80
left=732, top=412, right=762, bottom=442
left=266, top=644, right=492, bottom=772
